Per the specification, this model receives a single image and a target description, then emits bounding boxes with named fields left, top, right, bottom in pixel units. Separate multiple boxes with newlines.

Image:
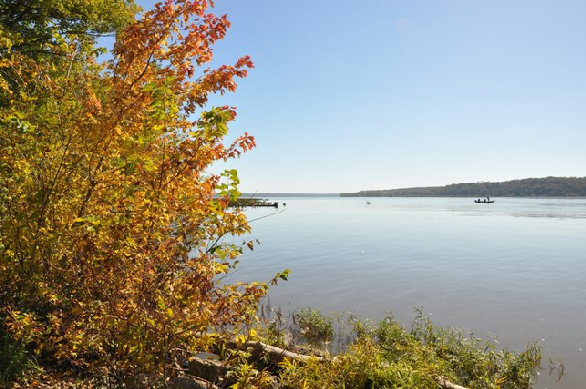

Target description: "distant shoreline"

left=242, top=177, right=586, bottom=198
left=341, top=176, right=586, bottom=198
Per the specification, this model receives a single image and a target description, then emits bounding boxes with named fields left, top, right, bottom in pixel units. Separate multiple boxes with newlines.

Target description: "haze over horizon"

left=137, top=0, right=586, bottom=192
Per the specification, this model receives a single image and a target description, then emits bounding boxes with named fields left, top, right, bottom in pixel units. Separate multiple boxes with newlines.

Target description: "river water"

left=232, top=197, right=586, bottom=388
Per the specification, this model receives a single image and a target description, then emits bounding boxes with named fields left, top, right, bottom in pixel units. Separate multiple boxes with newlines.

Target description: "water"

left=232, top=197, right=586, bottom=388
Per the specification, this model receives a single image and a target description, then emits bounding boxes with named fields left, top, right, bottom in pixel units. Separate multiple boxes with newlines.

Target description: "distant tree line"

left=341, top=177, right=586, bottom=197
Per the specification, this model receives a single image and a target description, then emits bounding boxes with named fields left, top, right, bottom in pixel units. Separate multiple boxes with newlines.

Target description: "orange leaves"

left=235, top=55, right=255, bottom=70
left=1, top=0, right=264, bottom=383
left=183, top=57, right=254, bottom=112
left=115, top=0, right=229, bottom=77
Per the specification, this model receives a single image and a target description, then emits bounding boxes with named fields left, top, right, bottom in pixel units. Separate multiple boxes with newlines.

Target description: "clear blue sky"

left=135, top=0, right=586, bottom=193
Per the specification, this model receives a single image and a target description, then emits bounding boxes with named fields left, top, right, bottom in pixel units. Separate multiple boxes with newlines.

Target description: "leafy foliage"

left=0, top=0, right=138, bottom=53
left=0, top=0, right=268, bottom=383
left=0, top=0, right=139, bottom=107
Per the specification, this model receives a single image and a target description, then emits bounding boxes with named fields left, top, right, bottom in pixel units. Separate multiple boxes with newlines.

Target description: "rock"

left=186, top=356, right=226, bottom=383
left=168, top=376, right=218, bottom=389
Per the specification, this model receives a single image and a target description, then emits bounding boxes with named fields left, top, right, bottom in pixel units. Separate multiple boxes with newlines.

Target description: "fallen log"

left=228, top=341, right=322, bottom=364
left=436, top=376, right=469, bottom=389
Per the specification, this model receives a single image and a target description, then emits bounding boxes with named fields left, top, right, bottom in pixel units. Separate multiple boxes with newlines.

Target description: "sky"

left=135, top=0, right=586, bottom=193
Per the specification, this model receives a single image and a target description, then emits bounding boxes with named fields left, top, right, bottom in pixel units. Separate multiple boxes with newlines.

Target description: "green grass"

left=259, top=308, right=543, bottom=389
left=0, top=327, right=38, bottom=385
left=295, top=308, right=334, bottom=347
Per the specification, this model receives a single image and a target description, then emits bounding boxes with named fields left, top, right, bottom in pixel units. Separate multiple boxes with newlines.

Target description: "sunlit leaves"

left=0, top=0, right=268, bottom=383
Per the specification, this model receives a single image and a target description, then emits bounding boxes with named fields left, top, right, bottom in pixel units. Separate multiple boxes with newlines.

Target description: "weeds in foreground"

left=0, top=326, right=39, bottom=386
left=295, top=308, right=334, bottom=347
left=263, top=307, right=545, bottom=389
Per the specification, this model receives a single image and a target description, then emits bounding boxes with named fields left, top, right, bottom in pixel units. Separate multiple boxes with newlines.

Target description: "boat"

left=474, top=198, right=494, bottom=204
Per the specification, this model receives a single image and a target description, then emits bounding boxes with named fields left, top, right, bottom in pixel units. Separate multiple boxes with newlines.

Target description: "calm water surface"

left=233, top=197, right=586, bottom=389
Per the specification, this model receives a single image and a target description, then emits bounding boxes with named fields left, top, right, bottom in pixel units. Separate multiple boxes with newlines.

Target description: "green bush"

left=295, top=308, right=334, bottom=346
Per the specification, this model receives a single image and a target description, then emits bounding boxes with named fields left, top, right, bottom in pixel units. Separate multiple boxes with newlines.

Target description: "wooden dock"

left=228, top=198, right=278, bottom=208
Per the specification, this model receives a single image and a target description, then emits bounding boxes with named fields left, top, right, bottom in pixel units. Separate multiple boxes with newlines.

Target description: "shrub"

left=0, top=0, right=268, bottom=383
left=295, top=308, right=334, bottom=346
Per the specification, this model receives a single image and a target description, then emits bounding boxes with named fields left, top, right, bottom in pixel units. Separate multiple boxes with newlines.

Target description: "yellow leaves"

left=248, top=328, right=258, bottom=340
left=0, top=0, right=268, bottom=382
left=216, top=263, right=229, bottom=274
left=125, top=236, right=137, bottom=248
left=156, top=295, right=166, bottom=311
left=71, top=217, right=85, bottom=227
left=48, top=294, right=60, bottom=304
left=494, top=376, right=506, bottom=388
left=235, top=334, right=248, bottom=347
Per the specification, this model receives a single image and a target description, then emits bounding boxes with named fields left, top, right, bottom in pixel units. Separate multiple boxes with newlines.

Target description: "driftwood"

left=228, top=340, right=326, bottom=365
left=436, top=376, right=469, bottom=389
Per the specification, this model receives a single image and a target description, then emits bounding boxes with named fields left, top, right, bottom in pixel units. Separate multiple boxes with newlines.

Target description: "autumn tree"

left=1, top=0, right=272, bottom=383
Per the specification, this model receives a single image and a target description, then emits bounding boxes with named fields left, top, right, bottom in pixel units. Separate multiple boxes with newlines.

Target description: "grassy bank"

left=257, top=308, right=542, bottom=388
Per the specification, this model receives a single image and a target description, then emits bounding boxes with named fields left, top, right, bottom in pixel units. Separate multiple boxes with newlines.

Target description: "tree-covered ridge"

left=342, top=176, right=586, bottom=197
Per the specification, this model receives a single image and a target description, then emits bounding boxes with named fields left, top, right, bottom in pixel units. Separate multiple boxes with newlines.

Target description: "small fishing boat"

left=474, top=197, right=494, bottom=204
